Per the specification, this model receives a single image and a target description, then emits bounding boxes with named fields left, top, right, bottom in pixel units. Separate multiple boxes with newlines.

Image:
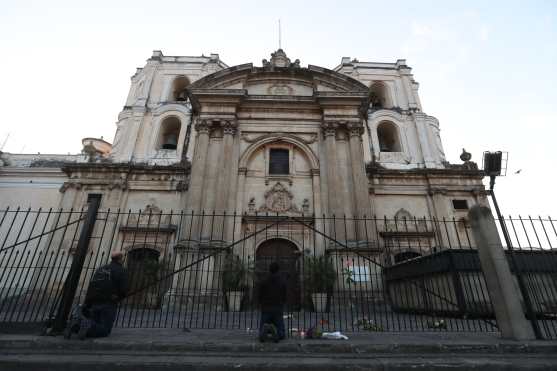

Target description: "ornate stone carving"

left=258, top=182, right=300, bottom=213
left=267, top=84, right=293, bottom=95
left=262, top=49, right=300, bottom=70
left=384, top=208, right=429, bottom=233
left=175, top=180, right=188, bottom=192
left=125, top=204, right=172, bottom=226
left=248, top=197, right=256, bottom=213
left=322, top=122, right=338, bottom=137
left=460, top=148, right=471, bottom=162
left=347, top=122, right=364, bottom=137
left=222, top=120, right=238, bottom=136
left=428, top=187, right=448, bottom=196
left=302, top=199, right=310, bottom=213
left=59, top=179, right=127, bottom=193
left=194, top=119, right=210, bottom=135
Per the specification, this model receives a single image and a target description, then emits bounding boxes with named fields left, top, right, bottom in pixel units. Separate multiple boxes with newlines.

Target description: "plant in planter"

left=222, top=254, right=250, bottom=311
left=303, top=255, right=337, bottom=312
left=128, top=257, right=166, bottom=309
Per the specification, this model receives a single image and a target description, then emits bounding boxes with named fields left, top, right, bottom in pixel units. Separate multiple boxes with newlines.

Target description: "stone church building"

left=0, top=49, right=487, bottom=229
left=0, top=50, right=488, bottom=306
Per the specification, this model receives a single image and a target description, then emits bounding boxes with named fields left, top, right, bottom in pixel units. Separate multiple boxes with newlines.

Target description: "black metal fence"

left=1, top=206, right=556, bottom=338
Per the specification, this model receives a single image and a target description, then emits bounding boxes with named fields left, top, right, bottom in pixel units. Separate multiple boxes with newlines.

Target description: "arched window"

left=172, top=76, right=190, bottom=101
left=158, top=116, right=181, bottom=150
left=370, top=82, right=391, bottom=109
left=377, top=121, right=401, bottom=152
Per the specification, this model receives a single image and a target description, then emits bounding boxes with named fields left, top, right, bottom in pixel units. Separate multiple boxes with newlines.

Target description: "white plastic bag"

left=321, top=331, right=348, bottom=340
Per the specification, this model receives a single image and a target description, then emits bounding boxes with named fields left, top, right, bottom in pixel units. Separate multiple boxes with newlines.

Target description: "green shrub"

left=303, top=255, right=337, bottom=293
left=222, top=254, right=249, bottom=291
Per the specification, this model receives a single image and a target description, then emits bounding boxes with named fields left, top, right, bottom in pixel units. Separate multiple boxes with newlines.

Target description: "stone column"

left=184, top=120, right=210, bottom=241
left=187, top=120, right=210, bottom=212
left=214, top=120, right=237, bottom=240
left=428, top=187, right=461, bottom=249
left=311, top=169, right=322, bottom=218
left=233, top=167, right=248, bottom=243
left=214, top=121, right=237, bottom=213
left=335, top=125, right=356, bottom=241
left=468, top=205, right=535, bottom=340
left=322, top=122, right=345, bottom=243
left=202, top=126, right=222, bottom=214
left=323, top=122, right=340, bottom=216
left=348, top=122, right=374, bottom=241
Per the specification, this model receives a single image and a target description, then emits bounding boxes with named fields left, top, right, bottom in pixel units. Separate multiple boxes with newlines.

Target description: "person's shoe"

left=77, top=318, right=92, bottom=340
left=260, top=324, right=278, bottom=343
left=64, top=305, right=83, bottom=339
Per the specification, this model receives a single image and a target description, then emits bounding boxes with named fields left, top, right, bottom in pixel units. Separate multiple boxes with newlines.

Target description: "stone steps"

left=2, top=329, right=557, bottom=370
left=1, top=349, right=556, bottom=370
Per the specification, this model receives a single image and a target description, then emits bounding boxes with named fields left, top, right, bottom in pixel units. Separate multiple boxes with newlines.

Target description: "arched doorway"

left=126, top=248, right=162, bottom=308
left=256, top=238, right=301, bottom=310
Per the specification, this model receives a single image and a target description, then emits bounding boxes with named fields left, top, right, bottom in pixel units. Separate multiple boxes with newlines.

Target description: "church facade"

left=0, top=49, right=487, bottom=232
left=0, top=50, right=489, bottom=306
left=0, top=50, right=485, bottom=218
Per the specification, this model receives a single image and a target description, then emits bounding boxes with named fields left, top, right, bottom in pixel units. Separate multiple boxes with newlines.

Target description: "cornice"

left=62, top=162, right=191, bottom=176
left=366, top=163, right=485, bottom=179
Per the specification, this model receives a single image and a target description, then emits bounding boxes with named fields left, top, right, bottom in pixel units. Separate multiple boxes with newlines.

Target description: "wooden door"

left=255, top=239, right=300, bottom=310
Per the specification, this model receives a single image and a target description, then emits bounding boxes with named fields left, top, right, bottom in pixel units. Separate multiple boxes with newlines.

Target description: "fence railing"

left=0, top=207, right=555, bottom=338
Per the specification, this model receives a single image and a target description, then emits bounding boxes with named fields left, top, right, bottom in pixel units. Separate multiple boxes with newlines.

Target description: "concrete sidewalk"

left=1, top=329, right=557, bottom=370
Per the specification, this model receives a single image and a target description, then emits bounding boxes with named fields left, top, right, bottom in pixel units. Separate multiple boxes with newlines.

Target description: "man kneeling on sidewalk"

left=66, top=251, right=128, bottom=339
left=258, top=262, right=287, bottom=342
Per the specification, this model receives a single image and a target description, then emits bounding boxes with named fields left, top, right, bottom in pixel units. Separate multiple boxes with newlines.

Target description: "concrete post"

left=468, top=205, right=535, bottom=340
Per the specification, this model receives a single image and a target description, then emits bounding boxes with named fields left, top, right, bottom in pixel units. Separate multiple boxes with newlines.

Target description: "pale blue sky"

left=0, top=0, right=556, bottom=215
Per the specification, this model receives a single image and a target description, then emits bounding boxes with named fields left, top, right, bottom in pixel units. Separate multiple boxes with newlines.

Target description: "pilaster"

left=414, top=113, right=436, bottom=168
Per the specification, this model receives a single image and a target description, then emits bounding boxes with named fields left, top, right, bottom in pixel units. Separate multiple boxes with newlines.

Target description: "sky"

left=0, top=0, right=556, bottom=216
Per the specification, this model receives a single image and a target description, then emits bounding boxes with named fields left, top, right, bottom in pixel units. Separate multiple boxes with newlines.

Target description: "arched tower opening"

left=377, top=121, right=401, bottom=152
left=370, top=82, right=392, bottom=109
left=158, top=116, right=181, bottom=150
left=172, top=76, right=190, bottom=102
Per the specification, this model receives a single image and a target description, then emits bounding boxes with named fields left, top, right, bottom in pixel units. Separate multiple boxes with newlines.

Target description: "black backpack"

left=86, top=265, right=113, bottom=303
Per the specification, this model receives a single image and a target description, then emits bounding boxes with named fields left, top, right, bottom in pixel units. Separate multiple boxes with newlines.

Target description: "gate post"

left=468, top=205, right=534, bottom=340
left=51, top=194, right=102, bottom=333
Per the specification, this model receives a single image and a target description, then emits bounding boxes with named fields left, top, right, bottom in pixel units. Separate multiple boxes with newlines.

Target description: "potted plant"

left=222, top=254, right=249, bottom=311
left=303, top=255, right=337, bottom=312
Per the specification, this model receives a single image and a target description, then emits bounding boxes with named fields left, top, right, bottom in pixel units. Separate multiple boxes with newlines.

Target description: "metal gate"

left=1, top=204, right=556, bottom=338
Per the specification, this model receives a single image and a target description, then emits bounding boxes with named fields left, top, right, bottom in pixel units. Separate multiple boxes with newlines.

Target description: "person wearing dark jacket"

left=77, top=251, right=128, bottom=339
left=258, top=262, right=287, bottom=341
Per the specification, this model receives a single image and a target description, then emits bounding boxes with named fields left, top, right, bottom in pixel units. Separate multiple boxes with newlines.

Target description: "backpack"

left=86, top=265, right=113, bottom=303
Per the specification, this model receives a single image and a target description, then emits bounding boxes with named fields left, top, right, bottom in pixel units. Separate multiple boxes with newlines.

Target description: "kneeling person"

left=78, top=251, right=128, bottom=339
left=258, top=262, right=287, bottom=342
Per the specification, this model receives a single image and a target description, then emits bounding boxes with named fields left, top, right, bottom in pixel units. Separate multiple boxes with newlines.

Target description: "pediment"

left=187, top=51, right=369, bottom=97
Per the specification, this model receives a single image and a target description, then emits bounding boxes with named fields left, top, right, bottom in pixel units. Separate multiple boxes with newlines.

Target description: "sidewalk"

left=1, top=329, right=557, bottom=370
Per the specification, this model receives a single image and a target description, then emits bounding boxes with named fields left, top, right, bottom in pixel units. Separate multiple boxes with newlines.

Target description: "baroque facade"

left=0, top=49, right=487, bottom=224
left=0, top=50, right=488, bottom=300
left=0, top=50, right=485, bottom=218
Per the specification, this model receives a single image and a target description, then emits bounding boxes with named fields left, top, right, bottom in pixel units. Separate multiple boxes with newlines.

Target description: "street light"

left=482, top=151, right=542, bottom=339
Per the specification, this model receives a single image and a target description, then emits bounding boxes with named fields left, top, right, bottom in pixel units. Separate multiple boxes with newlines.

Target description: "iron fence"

left=0, top=207, right=556, bottom=338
